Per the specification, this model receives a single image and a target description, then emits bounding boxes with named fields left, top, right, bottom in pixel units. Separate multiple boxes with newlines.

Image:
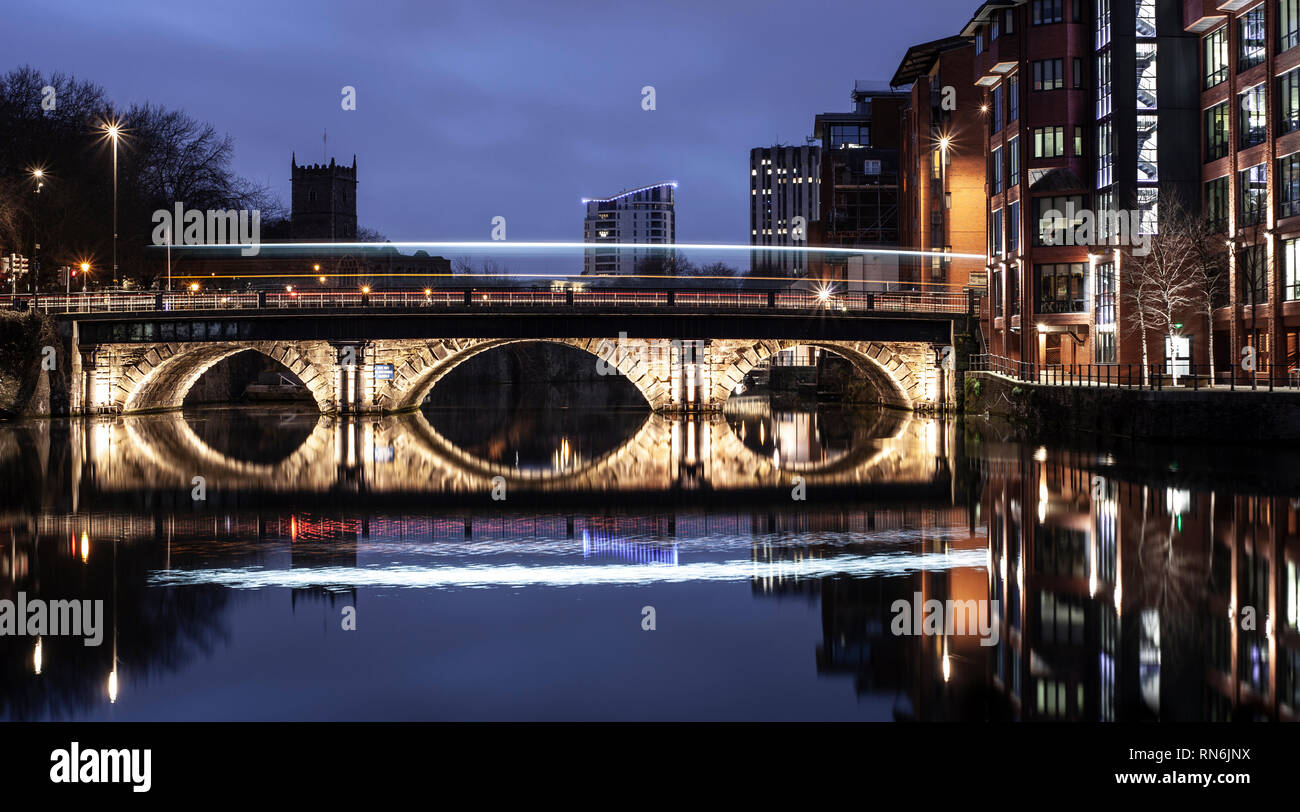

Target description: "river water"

left=0, top=398, right=1296, bottom=721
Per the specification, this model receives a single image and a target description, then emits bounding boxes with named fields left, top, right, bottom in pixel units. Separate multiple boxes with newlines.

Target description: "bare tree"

left=1235, top=192, right=1270, bottom=386
left=1164, top=198, right=1231, bottom=385
left=1121, top=197, right=1200, bottom=383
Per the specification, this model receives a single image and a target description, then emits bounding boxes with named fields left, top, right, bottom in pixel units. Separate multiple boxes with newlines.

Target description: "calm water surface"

left=1, top=399, right=1297, bottom=721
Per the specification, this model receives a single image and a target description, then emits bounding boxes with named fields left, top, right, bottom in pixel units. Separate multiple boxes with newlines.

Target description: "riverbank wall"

left=964, top=370, right=1300, bottom=443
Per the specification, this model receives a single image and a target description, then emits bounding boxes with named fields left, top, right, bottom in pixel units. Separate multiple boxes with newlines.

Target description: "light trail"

left=165, top=240, right=989, bottom=260
left=163, top=270, right=975, bottom=288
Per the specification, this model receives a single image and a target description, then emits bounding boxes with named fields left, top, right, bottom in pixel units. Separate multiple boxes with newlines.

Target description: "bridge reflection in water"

left=14, top=402, right=953, bottom=505
left=1, top=406, right=1297, bottom=722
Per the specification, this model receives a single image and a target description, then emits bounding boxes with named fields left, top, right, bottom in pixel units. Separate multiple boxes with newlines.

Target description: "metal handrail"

left=2, top=288, right=983, bottom=317
left=970, top=353, right=1300, bottom=391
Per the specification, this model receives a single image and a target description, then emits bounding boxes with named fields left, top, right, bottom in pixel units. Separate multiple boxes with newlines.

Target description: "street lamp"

left=79, top=262, right=90, bottom=293
left=99, top=120, right=123, bottom=286
left=29, top=168, right=44, bottom=294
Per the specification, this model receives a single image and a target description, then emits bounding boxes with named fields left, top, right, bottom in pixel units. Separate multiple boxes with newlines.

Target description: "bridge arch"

left=380, top=338, right=668, bottom=412
left=709, top=340, right=926, bottom=410
left=114, top=342, right=336, bottom=414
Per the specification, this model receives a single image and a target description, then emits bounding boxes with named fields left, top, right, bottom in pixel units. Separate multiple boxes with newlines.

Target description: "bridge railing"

left=971, top=353, right=1300, bottom=391
left=2, top=288, right=980, bottom=317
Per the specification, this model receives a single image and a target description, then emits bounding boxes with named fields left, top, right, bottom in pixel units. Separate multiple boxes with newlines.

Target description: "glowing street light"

left=29, top=168, right=46, bottom=294
left=99, top=120, right=125, bottom=286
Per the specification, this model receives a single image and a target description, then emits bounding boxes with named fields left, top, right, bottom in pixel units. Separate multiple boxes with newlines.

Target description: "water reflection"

left=0, top=403, right=953, bottom=510
left=0, top=403, right=1296, bottom=720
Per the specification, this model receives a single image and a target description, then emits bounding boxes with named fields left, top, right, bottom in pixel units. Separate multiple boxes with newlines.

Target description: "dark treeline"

left=0, top=66, right=282, bottom=291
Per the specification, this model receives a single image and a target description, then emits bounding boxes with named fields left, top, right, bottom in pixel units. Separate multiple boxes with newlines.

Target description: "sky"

left=12, top=0, right=977, bottom=244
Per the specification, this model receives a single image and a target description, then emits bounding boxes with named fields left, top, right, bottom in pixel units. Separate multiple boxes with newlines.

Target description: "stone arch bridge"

left=47, top=289, right=974, bottom=414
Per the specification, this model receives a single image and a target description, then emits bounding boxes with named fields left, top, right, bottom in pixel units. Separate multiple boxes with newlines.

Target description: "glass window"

left=1008, top=75, right=1019, bottom=122
left=1034, top=59, right=1064, bottom=91
left=1283, top=0, right=1300, bottom=52
left=1206, top=101, right=1230, bottom=161
left=1009, top=200, right=1021, bottom=252
left=1239, top=244, right=1269, bottom=303
left=1137, top=188, right=1158, bottom=234
left=1136, top=0, right=1156, bottom=36
left=1096, top=0, right=1111, bottom=49
left=1096, top=189, right=1115, bottom=241
left=1280, top=68, right=1300, bottom=135
left=1034, top=126, right=1065, bottom=158
left=1284, top=238, right=1300, bottom=300
left=1034, top=194, right=1087, bottom=246
left=993, top=84, right=1004, bottom=132
left=1009, top=136, right=1020, bottom=186
left=1033, top=0, right=1063, bottom=24
left=1096, top=51, right=1112, bottom=119
left=993, top=208, right=1004, bottom=256
left=992, top=147, right=1003, bottom=194
left=1240, top=7, right=1266, bottom=70
left=1205, top=26, right=1228, bottom=88
left=1206, top=175, right=1230, bottom=231
left=1037, top=263, right=1087, bottom=313
left=1136, top=115, right=1157, bottom=182
left=1095, top=261, right=1117, bottom=326
left=1136, top=42, right=1157, bottom=110
left=1097, top=121, right=1113, bottom=187
left=1240, top=84, right=1267, bottom=148
left=1283, top=154, right=1300, bottom=222
left=1240, top=163, right=1267, bottom=224
left=828, top=125, right=869, bottom=148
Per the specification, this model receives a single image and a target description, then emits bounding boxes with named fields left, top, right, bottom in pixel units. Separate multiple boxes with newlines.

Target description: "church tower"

left=291, top=154, right=358, bottom=241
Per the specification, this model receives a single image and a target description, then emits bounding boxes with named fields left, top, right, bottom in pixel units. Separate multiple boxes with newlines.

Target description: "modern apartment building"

left=749, top=145, right=821, bottom=276
left=893, top=35, right=988, bottom=292
left=964, top=0, right=1200, bottom=367
left=1187, top=0, right=1300, bottom=375
left=582, top=182, right=677, bottom=275
left=810, top=83, right=908, bottom=291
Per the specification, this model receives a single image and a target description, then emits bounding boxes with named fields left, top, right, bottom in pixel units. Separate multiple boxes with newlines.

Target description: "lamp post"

left=30, top=169, right=43, bottom=294
left=79, top=262, right=90, bottom=293
left=100, top=121, right=122, bottom=287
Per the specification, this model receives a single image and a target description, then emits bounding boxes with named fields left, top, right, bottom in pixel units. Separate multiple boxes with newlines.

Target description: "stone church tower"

left=291, top=154, right=358, bottom=241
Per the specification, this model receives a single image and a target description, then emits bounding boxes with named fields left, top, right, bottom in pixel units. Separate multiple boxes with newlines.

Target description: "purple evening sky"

left=11, top=0, right=977, bottom=243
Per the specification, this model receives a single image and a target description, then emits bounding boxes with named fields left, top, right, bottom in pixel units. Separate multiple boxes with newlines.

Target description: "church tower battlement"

left=291, top=154, right=358, bottom=241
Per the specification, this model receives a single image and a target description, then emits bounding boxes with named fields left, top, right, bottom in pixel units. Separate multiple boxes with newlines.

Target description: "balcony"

left=1182, top=0, right=1225, bottom=33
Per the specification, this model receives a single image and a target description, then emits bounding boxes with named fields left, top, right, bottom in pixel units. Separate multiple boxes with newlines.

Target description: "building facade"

left=582, top=182, right=677, bottom=276
left=963, top=0, right=1202, bottom=369
left=291, top=155, right=358, bottom=242
left=810, top=84, right=908, bottom=291
left=1187, top=0, right=1300, bottom=377
left=749, top=145, right=821, bottom=277
left=893, top=35, right=988, bottom=292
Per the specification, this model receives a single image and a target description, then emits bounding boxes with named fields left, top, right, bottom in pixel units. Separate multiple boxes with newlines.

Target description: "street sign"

left=373, top=363, right=394, bottom=380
